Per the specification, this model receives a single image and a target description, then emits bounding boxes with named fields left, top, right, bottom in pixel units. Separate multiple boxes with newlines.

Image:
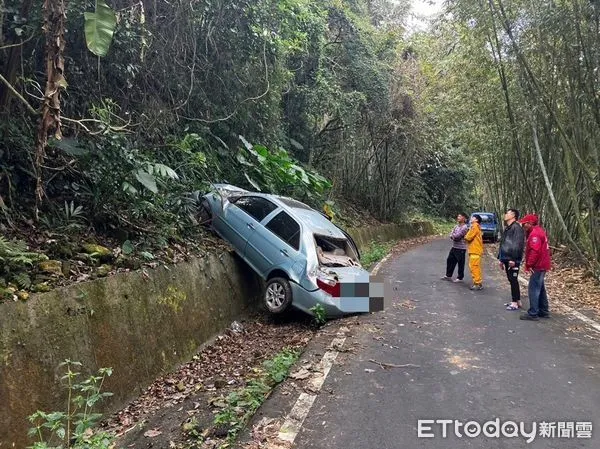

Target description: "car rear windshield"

left=314, top=235, right=359, bottom=267
left=279, top=197, right=312, bottom=210
left=475, top=214, right=496, bottom=223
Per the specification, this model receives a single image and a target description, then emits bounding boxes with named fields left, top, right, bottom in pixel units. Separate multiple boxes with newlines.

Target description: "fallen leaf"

left=289, top=368, right=311, bottom=380
left=144, top=429, right=162, bottom=438
left=208, top=396, right=227, bottom=408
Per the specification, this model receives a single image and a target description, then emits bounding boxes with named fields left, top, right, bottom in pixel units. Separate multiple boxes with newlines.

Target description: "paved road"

left=292, top=239, right=600, bottom=449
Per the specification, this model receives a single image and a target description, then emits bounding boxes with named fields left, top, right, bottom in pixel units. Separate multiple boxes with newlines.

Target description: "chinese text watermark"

left=417, top=419, right=592, bottom=443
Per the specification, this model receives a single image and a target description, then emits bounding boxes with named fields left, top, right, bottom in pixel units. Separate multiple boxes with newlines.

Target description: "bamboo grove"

left=418, top=0, right=600, bottom=269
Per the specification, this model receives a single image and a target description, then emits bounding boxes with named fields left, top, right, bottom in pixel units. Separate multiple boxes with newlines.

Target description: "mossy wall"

left=0, top=221, right=434, bottom=447
left=346, top=221, right=434, bottom=251
left=0, top=250, right=261, bottom=448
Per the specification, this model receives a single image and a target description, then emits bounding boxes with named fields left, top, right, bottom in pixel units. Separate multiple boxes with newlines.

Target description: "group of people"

left=442, top=209, right=552, bottom=321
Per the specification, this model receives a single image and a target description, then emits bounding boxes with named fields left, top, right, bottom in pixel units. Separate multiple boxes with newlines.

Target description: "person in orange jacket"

left=465, top=214, right=484, bottom=290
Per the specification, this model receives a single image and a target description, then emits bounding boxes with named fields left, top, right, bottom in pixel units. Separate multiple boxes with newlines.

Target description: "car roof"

left=234, top=191, right=346, bottom=239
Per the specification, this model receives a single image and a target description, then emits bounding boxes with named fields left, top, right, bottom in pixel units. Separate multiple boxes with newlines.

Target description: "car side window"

left=232, top=196, right=277, bottom=222
left=266, top=211, right=301, bottom=250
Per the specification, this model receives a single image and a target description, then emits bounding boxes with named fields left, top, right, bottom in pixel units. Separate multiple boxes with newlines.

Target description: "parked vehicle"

left=470, top=212, right=500, bottom=243
left=198, top=184, right=370, bottom=317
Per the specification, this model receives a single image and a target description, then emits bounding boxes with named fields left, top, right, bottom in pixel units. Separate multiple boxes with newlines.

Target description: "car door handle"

left=280, top=249, right=289, bottom=257
left=247, top=222, right=255, bottom=230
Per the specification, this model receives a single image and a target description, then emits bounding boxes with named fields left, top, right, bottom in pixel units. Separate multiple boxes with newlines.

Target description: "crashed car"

left=198, top=184, right=370, bottom=317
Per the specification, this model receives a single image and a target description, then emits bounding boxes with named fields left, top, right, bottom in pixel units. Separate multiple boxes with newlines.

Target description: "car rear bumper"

left=289, top=282, right=371, bottom=317
left=482, top=230, right=498, bottom=240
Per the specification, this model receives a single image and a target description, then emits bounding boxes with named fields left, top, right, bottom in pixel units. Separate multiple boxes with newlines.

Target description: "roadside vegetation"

left=360, top=241, right=396, bottom=270
left=415, top=0, right=600, bottom=273
left=208, top=348, right=299, bottom=448
left=27, top=361, right=114, bottom=449
left=0, top=0, right=475, bottom=302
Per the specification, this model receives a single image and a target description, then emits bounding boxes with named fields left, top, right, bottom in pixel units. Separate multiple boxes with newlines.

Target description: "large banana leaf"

left=84, top=1, right=117, bottom=57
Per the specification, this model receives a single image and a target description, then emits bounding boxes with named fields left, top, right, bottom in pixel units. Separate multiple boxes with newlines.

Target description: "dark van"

left=470, top=212, right=500, bottom=243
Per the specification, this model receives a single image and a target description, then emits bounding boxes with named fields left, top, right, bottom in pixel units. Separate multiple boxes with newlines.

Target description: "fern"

left=0, top=236, right=47, bottom=271
left=13, top=272, right=32, bottom=289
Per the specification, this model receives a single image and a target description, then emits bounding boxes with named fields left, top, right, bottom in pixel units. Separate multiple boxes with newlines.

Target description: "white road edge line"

left=277, top=335, right=346, bottom=443
left=517, top=275, right=600, bottom=332
left=371, top=251, right=393, bottom=276
left=275, top=250, right=390, bottom=445
left=487, top=246, right=600, bottom=332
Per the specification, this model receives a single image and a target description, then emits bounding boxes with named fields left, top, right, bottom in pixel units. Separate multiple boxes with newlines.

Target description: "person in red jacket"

left=518, top=214, right=552, bottom=321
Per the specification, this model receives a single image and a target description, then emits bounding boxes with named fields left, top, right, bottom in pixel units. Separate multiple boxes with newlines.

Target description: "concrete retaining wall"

left=346, top=221, right=434, bottom=251
left=0, top=221, right=433, bottom=447
left=0, top=251, right=261, bottom=448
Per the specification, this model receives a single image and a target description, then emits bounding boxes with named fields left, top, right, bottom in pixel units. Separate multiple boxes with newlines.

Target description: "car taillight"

left=317, top=271, right=340, bottom=297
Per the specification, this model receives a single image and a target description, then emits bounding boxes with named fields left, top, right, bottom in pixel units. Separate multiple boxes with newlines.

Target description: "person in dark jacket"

left=498, top=209, right=525, bottom=311
left=519, top=214, right=552, bottom=321
left=442, top=212, right=469, bottom=282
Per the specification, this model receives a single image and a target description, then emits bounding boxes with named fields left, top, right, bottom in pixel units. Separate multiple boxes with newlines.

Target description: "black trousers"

left=446, top=248, right=466, bottom=279
left=503, top=261, right=521, bottom=301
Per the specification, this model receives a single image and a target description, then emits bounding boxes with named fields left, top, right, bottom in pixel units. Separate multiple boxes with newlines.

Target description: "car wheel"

left=264, top=277, right=293, bottom=314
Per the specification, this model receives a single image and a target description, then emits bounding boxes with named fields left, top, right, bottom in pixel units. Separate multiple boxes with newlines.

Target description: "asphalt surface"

left=291, top=238, right=600, bottom=449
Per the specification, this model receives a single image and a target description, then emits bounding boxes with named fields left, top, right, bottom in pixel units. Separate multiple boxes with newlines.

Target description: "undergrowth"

left=361, top=241, right=395, bottom=269
left=0, top=237, right=49, bottom=299
left=411, top=214, right=455, bottom=236
left=26, top=360, right=114, bottom=449
left=309, top=304, right=327, bottom=326
left=211, top=348, right=300, bottom=447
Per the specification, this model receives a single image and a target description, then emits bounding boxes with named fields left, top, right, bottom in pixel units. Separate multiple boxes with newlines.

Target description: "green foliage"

left=236, top=136, right=331, bottom=203
left=262, top=348, right=300, bottom=383
left=416, top=149, right=477, bottom=218
left=84, top=1, right=117, bottom=57
left=213, top=348, right=299, bottom=445
left=1, top=0, right=458, bottom=249
left=0, top=238, right=48, bottom=294
left=40, top=201, right=87, bottom=232
left=27, top=361, right=114, bottom=449
left=13, top=272, right=33, bottom=290
left=309, top=304, right=327, bottom=325
left=411, top=214, right=455, bottom=236
left=360, top=241, right=394, bottom=269
left=63, top=130, right=184, bottom=235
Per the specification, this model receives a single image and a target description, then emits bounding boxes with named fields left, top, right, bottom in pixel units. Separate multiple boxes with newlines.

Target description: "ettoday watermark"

left=417, top=419, right=593, bottom=443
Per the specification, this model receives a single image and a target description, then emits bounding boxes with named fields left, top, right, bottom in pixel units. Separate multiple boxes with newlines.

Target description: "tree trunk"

left=34, top=0, right=67, bottom=219
left=530, top=120, right=591, bottom=266
left=0, top=0, right=34, bottom=111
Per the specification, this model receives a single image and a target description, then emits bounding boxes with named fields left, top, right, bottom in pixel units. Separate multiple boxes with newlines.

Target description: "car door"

left=216, top=196, right=277, bottom=257
left=245, top=210, right=302, bottom=278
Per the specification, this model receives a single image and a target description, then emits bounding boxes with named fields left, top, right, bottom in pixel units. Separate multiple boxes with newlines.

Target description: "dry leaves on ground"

left=103, top=315, right=314, bottom=437
left=489, top=243, right=600, bottom=315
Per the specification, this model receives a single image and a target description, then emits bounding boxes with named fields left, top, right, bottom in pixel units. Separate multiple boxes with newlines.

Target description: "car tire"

left=264, top=277, right=293, bottom=314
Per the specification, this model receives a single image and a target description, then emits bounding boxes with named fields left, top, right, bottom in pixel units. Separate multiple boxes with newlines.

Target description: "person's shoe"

left=470, top=284, right=483, bottom=291
left=520, top=314, right=539, bottom=321
left=441, top=276, right=452, bottom=281
left=538, top=313, right=550, bottom=319
left=453, top=278, right=463, bottom=283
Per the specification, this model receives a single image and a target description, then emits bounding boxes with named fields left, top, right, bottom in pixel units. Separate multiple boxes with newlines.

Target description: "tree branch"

left=0, top=73, right=38, bottom=116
